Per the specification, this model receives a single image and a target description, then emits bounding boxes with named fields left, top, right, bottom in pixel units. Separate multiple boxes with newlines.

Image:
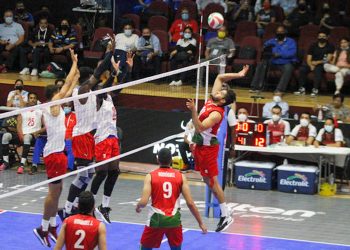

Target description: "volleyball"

left=208, top=12, right=224, bottom=30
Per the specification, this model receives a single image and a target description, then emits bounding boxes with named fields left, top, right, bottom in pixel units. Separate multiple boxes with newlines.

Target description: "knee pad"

left=2, top=133, right=12, bottom=144
left=72, top=170, right=91, bottom=189
left=23, top=134, right=33, bottom=145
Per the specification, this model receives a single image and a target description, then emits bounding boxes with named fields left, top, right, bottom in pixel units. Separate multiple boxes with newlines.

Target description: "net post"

left=195, top=14, right=204, bottom=110
left=204, top=61, right=210, bottom=102
left=205, top=55, right=227, bottom=218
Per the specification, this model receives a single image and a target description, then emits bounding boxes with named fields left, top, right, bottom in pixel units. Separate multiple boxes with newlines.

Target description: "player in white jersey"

left=34, top=49, right=80, bottom=247
left=60, top=38, right=120, bottom=220
left=16, top=92, right=45, bottom=174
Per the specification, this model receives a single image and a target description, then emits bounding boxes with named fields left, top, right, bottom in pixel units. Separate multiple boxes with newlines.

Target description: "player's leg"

left=20, top=134, right=33, bottom=167
left=166, top=226, right=183, bottom=250
left=1, top=132, right=12, bottom=169
left=31, top=136, right=46, bottom=174
left=140, top=226, right=164, bottom=250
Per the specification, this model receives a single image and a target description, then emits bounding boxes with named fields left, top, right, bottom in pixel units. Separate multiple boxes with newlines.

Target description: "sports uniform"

left=192, top=99, right=224, bottom=178
left=64, top=214, right=100, bottom=250
left=290, top=124, right=317, bottom=141
left=141, top=167, right=183, bottom=249
left=316, top=128, right=344, bottom=145
left=264, top=119, right=291, bottom=144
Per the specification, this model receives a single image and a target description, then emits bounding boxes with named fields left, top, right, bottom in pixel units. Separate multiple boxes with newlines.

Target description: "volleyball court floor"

left=1, top=167, right=350, bottom=250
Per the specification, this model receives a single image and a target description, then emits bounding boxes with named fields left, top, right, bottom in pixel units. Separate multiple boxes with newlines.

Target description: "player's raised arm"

left=53, top=223, right=66, bottom=250
left=136, top=174, right=152, bottom=212
left=211, top=65, right=249, bottom=96
left=181, top=174, right=207, bottom=234
left=98, top=223, right=107, bottom=250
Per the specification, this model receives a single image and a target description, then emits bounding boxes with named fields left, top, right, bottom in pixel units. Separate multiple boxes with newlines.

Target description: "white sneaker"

left=174, top=80, right=183, bottom=86
left=169, top=80, right=177, bottom=86
left=19, top=67, right=30, bottom=75
left=31, top=69, right=38, bottom=76
left=335, top=90, right=340, bottom=95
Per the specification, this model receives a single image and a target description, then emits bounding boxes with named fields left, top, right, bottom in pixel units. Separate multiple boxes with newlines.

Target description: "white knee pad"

left=2, top=133, right=12, bottom=144
left=23, top=134, right=33, bottom=145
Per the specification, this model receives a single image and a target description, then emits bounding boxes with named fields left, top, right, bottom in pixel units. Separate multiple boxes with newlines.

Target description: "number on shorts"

left=74, top=229, right=86, bottom=249
left=163, top=182, right=172, bottom=198
left=27, top=117, right=35, bottom=126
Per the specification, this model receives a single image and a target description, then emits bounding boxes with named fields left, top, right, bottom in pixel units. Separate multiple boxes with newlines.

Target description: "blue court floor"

left=0, top=211, right=349, bottom=250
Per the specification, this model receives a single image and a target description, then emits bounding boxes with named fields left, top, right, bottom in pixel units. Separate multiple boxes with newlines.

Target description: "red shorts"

left=72, top=132, right=95, bottom=160
left=95, top=136, right=120, bottom=162
left=44, top=152, right=67, bottom=179
left=141, top=226, right=183, bottom=248
left=194, top=145, right=219, bottom=178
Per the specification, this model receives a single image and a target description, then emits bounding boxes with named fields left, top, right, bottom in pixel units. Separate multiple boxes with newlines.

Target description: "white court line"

left=30, top=200, right=37, bottom=203
left=161, top=229, right=189, bottom=244
left=1, top=210, right=350, bottom=248
left=21, top=203, right=28, bottom=206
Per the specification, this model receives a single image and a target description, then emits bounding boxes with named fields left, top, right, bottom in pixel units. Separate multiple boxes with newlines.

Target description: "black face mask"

left=318, top=38, right=327, bottom=44
left=276, top=33, right=286, bottom=41
left=17, top=8, right=25, bottom=14
left=143, top=35, right=150, bottom=40
left=298, top=4, right=306, bottom=11
left=15, top=85, right=23, bottom=91
left=323, top=7, right=330, bottom=13
left=60, top=24, right=69, bottom=30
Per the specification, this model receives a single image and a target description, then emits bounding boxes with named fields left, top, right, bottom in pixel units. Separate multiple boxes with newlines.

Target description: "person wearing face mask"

left=324, top=37, right=350, bottom=95
left=256, top=0, right=276, bottom=37
left=6, top=79, right=29, bottom=108
left=169, top=26, right=197, bottom=86
left=228, top=107, right=256, bottom=128
left=196, top=0, right=228, bottom=14
left=283, top=0, right=312, bottom=37
left=314, top=117, right=343, bottom=148
left=14, top=1, right=34, bottom=26
left=262, top=91, right=289, bottom=118
left=48, top=18, right=77, bottom=68
left=134, top=27, right=162, bottom=80
left=315, top=94, right=350, bottom=123
left=315, top=3, right=337, bottom=31
left=287, top=112, right=317, bottom=146
left=19, top=17, right=53, bottom=76
left=0, top=10, right=25, bottom=73
left=264, top=105, right=290, bottom=145
left=295, top=30, right=334, bottom=97
left=63, top=102, right=77, bottom=171
left=168, top=8, right=198, bottom=44
left=250, top=25, right=297, bottom=93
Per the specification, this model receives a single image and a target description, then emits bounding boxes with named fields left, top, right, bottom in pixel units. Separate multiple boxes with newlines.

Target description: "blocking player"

left=54, top=191, right=107, bottom=250
left=136, top=148, right=207, bottom=250
left=33, top=49, right=79, bottom=247
left=186, top=65, right=249, bottom=232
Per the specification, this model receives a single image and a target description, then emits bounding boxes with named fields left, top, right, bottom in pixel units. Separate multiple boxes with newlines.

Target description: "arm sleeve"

left=278, top=39, right=297, bottom=59
left=153, top=36, right=162, bottom=54
left=290, top=125, right=299, bottom=137
left=262, top=103, right=271, bottom=118
left=7, top=91, right=13, bottom=101
left=316, top=129, right=324, bottom=142
left=335, top=128, right=344, bottom=142
left=309, top=125, right=317, bottom=137
left=284, top=121, right=291, bottom=136
left=227, top=109, right=237, bottom=127
left=17, top=24, right=25, bottom=37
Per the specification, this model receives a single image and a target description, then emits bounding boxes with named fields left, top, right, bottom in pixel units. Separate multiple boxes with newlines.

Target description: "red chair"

left=72, top=24, right=83, bottom=45
left=262, top=22, right=280, bottom=42
left=233, top=21, right=257, bottom=45
left=202, top=3, right=225, bottom=29
left=83, top=27, right=114, bottom=60
left=148, top=16, right=168, bottom=32
left=271, top=5, right=285, bottom=22
left=123, top=13, right=140, bottom=30
left=329, top=26, right=350, bottom=46
left=148, top=1, right=171, bottom=17
left=299, top=24, right=319, bottom=40
left=175, top=0, right=198, bottom=20
left=234, top=36, right=262, bottom=65
left=152, top=30, right=169, bottom=72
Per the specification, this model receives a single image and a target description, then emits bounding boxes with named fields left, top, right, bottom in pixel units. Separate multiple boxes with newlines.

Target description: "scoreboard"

left=235, top=122, right=267, bottom=147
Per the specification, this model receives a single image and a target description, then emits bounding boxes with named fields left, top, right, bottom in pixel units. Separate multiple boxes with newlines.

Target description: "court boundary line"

left=1, top=209, right=350, bottom=248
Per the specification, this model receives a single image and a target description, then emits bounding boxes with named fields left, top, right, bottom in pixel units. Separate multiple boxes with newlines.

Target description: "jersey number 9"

left=163, top=182, right=172, bottom=199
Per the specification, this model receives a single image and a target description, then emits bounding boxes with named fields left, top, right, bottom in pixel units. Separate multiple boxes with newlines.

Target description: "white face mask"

left=238, top=113, right=247, bottom=122
left=300, top=118, right=309, bottom=127
left=5, top=16, right=13, bottom=24
left=272, top=114, right=280, bottom=122
left=273, top=95, right=282, bottom=103
left=124, top=29, right=132, bottom=37
left=324, top=125, right=333, bottom=133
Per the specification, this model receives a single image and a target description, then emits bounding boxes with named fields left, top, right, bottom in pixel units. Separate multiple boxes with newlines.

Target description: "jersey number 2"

left=74, top=229, right=86, bottom=249
left=163, top=182, right=172, bottom=199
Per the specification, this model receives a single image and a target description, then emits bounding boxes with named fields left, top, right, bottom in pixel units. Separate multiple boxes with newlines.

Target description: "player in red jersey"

left=54, top=191, right=107, bottom=250
left=186, top=65, right=249, bottom=232
left=136, top=148, right=207, bottom=250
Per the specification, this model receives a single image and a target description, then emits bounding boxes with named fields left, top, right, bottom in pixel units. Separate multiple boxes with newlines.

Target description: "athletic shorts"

left=141, top=226, right=183, bottom=248
left=44, top=152, right=67, bottom=179
left=95, top=136, right=120, bottom=162
left=72, top=132, right=95, bottom=160
left=193, top=144, right=219, bottom=178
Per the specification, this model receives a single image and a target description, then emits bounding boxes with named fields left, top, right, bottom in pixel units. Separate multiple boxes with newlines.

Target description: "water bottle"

left=266, top=130, right=270, bottom=146
left=323, top=54, right=328, bottom=64
left=283, top=159, right=288, bottom=165
left=317, top=109, right=323, bottom=121
left=294, top=113, right=299, bottom=120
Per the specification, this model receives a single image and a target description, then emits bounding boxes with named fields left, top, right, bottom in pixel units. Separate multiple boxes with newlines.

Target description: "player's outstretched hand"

left=238, top=65, right=249, bottom=77
left=186, top=99, right=196, bottom=111
left=111, top=56, right=120, bottom=73
left=199, top=223, right=208, bottom=234
left=126, top=51, right=135, bottom=68
left=70, top=48, right=78, bottom=64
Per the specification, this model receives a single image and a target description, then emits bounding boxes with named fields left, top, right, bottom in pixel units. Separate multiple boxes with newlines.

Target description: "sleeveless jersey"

left=65, top=112, right=77, bottom=139
left=42, top=106, right=66, bottom=157
left=296, top=126, right=309, bottom=141
left=266, top=120, right=286, bottom=144
left=150, top=167, right=183, bottom=217
left=21, top=109, right=43, bottom=135
left=322, top=131, right=336, bottom=145
left=94, top=94, right=118, bottom=144
left=72, top=88, right=97, bottom=137
left=195, top=99, right=224, bottom=146
left=64, top=214, right=100, bottom=250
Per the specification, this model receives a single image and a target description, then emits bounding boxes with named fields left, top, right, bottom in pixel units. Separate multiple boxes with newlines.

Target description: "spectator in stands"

left=48, top=19, right=77, bottom=66
left=264, top=105, right=291, bottom=144
left=134, top=27, right=162, bottom=80
left=272, top=0, right=297, bottom=16
left=179, top=120, right=195, bottom=172
left=227, top=0, right=254, bottom=33
left=324, top=37, right=350, bottom=95
left=287, top=112, right=317, bottom=146
left=33, top=5, right=55, bottom=25
left=196, top=0, right=228, bottom=13
left=314, top=117, right=344, bottom=147
left=19, top=17, right=53, bottom=76
left=168, top=8, right=198, bottom=44
left=6, top=79, right=28, bottom=108
left=55, top=79, right=65, bottom=89
left=283, top=0, right=312, bottom=37
left=0, top=10, right=25, bottom=73
left=250, top=25, right=297, bottom=93
left=0, top=116, right=19, bottom=171
left=256, top=0, right=276, bottom=37
left=169, top=26, right=197, bottom=86
left=228, top=107, right=256, bottom=128
left=14, top=1, right=34, bottom=26
left=63, top=102, right=76, bottom=171
left=262, top=91, right=289, bottom=118
left=314, top=2, right=337, bottom=31
left=316, top=94, right=350, bottom=123
left=132, top=0, right=153, bottom=13
left=16, top=92, right=44, bottom=174
left=294, top=30, right=334, bottom=97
